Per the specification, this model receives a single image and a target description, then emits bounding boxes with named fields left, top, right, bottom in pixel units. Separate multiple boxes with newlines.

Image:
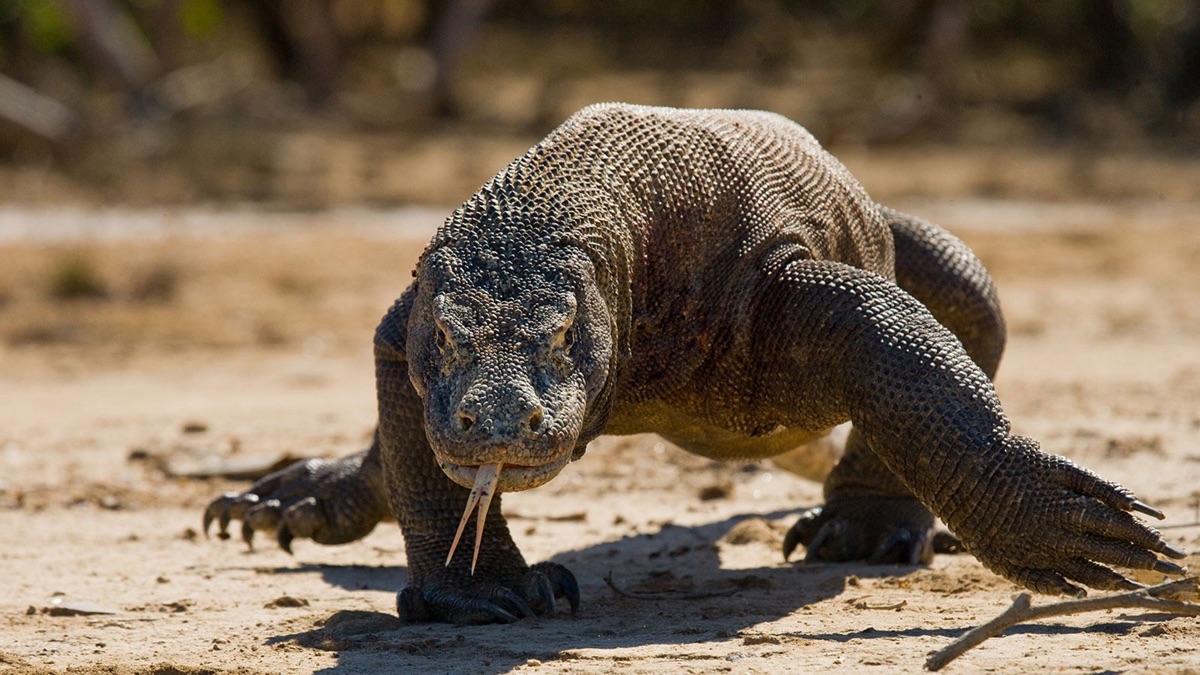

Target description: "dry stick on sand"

left=604, top=571, right=740, bottom=601
left=925, top=577, right=1200, bottom=671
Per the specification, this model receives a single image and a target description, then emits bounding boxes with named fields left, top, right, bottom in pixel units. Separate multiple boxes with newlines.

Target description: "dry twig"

left=603, top=571, right=739, bottom=601
left=926, top=577, right=1200, bottom=671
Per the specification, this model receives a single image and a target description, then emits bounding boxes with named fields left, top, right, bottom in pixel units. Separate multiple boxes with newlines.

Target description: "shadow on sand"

left=259, top=508, right=975, bottom=674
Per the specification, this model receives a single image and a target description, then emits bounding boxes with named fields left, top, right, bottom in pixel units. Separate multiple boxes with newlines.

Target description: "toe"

left=282, top=496, right=323, bottom=540
left=469, top=600, right=521, bottom=625
left=490, top=587, right=536, bottom=619
left=245, top=499, right=283, bottom=530
left=277, top=524, right=295, bottom=554
left=397, top=586, right=431, bottom=623
left=1071, top=533, right=1178, bottom=574
left=783, top=507, right=824, bottom=561
left=524, top=570, right=557, bottom=618
left=1057, top=558, right=1145, bottom=592
left=868, top=528, right=932, bottom=565
left=428, top=589, right=522, bottom=625
left=204, top=492, right=259, bottom=539
left=931, top=531, right=962, bottom=554
left=1015, top=567, right=1087, bottom=597
left=529, top=561, right=580, bottom=615
left=804, top=518, right=862, bottom=562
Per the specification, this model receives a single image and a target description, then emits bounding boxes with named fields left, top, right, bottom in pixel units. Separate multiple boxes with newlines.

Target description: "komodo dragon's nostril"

left=457, top=411, right=475, bottom=432
left=527, top=407, right=545, bottom=433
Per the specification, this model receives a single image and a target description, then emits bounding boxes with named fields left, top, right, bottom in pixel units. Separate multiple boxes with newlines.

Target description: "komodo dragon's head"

left=406, top=233, right=615, bottom=498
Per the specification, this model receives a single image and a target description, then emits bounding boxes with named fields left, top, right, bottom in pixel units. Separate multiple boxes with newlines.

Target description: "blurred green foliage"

left=48, top=251, right=107, bottom=301
left=1, top=0, right=72, bottom=54
left=179, top=0, right=223, bottom=39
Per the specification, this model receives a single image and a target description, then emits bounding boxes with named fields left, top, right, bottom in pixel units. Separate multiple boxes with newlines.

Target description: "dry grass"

left=47, top=251, right=109, bottom=301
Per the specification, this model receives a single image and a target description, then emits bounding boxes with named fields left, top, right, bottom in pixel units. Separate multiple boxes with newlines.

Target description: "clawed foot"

left=203, top=454, right=388, bottom=552
left=784, top=497, right=952, bottom=565
left=398, top=561, right=580, bottom=624
left=951, top=442, right=1188, bottom=596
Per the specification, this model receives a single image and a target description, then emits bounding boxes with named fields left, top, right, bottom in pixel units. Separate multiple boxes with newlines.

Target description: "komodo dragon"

left=204, top=103, right=1186, bottom=624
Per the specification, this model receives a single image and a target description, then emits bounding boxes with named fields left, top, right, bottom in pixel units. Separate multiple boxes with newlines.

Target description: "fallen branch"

left=603, top=571, right=739, bottom=601
left=926, top=577, right=1200, bottom=671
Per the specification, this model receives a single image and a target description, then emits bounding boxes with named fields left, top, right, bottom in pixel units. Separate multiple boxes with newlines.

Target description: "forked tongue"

left=445, top=462, right=502, bottom=575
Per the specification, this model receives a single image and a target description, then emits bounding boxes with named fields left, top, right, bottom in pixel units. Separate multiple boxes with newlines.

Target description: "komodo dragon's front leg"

left=204, top=287, right=580, bottom=625
left=203, top=443, right=391, bottom=551
left=786, top=208, right=1008, bottom=564
left=750, top=253, right=1184, bottom=595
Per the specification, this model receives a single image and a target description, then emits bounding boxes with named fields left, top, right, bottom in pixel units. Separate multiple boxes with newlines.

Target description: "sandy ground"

left=1, top=200, right=1199, bottom=674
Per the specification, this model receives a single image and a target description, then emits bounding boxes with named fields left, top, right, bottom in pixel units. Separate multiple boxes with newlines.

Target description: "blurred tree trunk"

left=1081, top=0, right=1143, bottom=91
left=246, top=0, right=341, bottom=106
left=1162, top=19, right=1200, bottom=113
left=428, top=0, right=495, bottom=117
left=869, top=0, right=970, bottom=141
left=144, top=0, right=185, bottom=72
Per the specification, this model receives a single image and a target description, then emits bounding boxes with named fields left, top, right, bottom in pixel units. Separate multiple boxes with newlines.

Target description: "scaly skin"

left=205, top=103, right=1186, bottom=623
left=783, top=207, right=1008, bottom=565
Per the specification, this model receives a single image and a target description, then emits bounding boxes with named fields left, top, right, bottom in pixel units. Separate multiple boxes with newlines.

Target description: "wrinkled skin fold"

left=204, top=103, right=1186, bottom=624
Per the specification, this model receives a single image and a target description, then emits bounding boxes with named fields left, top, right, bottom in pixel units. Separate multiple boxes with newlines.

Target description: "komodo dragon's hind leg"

left=785, top=208, right=1007, bottom=565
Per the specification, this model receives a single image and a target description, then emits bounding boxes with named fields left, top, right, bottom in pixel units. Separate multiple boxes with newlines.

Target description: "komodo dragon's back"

left=484, top=103, right=895, bottom=277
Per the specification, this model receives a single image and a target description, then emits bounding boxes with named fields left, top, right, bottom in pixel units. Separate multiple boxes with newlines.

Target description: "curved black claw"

left=201, top=453, right=388, bottom=553
left=203, top=491, right=259, bottom=541
left=529, top=561, right=581, bottom=616
left=277, top=525, right=295, bottom=554
left=397, top=563, right=580, bottom=625
left=784, top=498, right=939, bottom=566
left=1131, top=500, right=1165, bottom=519
left=931, top=530, right=963, bottom=554
left=782, top=506, right=819, bottom=562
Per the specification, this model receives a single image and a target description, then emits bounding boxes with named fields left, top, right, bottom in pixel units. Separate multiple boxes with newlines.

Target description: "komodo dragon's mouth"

left=438, top=455, right=570, bottom=493
left=441, top=457, right=570, bottom=574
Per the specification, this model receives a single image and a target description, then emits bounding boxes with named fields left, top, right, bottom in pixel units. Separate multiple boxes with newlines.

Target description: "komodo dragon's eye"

left=434, top=319, right=454, bottom=355
left=553, top=323, right=576, bottom=355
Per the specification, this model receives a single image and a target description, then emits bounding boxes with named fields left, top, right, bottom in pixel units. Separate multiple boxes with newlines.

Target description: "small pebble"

left=265, top=595, right=309, bottom=608
left=698, top=484, right=731, bottom=501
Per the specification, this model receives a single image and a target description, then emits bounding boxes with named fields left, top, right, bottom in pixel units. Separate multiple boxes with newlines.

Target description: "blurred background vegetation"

left=1, top=0, right=1198, bottom=206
